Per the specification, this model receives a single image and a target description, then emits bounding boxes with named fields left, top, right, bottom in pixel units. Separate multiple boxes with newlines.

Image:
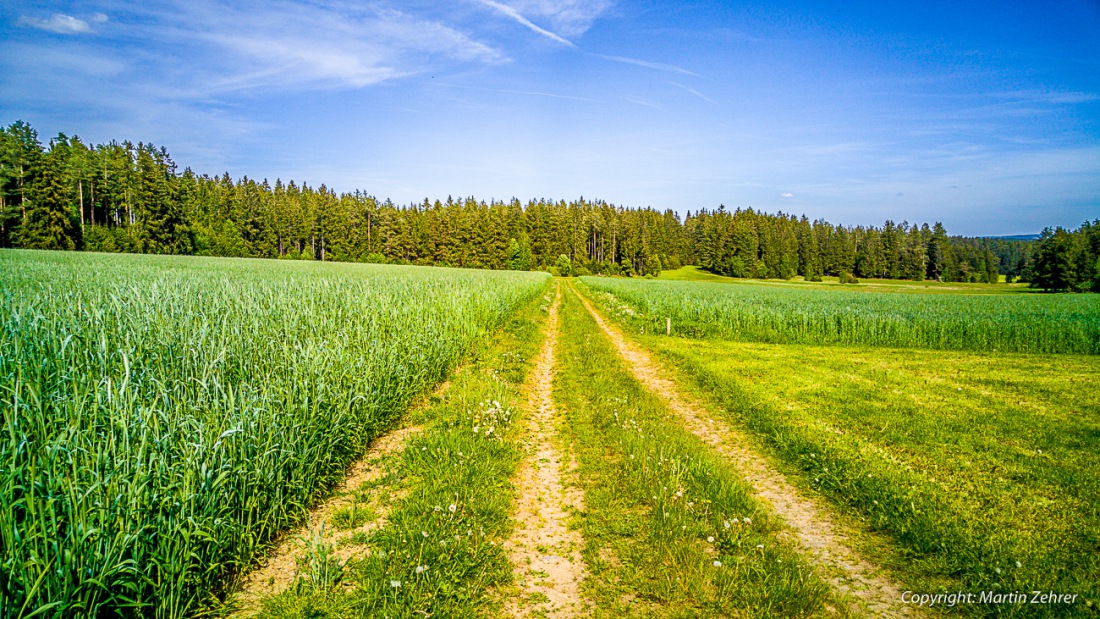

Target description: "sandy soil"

left=504, top=285, right=589, bottom=619
left=227, top=422, right=425, bottom=615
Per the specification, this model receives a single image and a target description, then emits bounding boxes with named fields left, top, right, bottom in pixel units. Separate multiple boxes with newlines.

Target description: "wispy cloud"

left=145, top=1, right=505, bottom=93
left=668, top=81, right=714, bottom=104
left=595, top=53, right=697, bottom=76
left=995, top=90, right=1100, bottom=105
left=473, top=0, right=577, bottom=46
left=782, top=192, right=794, bottom=198
left=18, top=13, right=101, bottom=35
left=509, top=0, right=614, bottom=37
left=439, top=81, right=593, bottom=101
left=622, top=95, right=661, bottom=110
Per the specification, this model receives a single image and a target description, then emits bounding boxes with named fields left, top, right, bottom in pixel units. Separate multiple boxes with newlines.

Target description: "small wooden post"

left=666, top=317, right=671, bottom=335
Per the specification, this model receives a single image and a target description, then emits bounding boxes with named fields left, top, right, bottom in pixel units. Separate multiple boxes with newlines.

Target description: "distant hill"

left=985, top=234, right=1040, bottom=241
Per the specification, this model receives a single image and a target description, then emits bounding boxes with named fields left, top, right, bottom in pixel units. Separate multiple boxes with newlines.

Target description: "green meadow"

left=580, top=274, right=1100, bottom=617
left=582, top=275, right=1100, bottom=354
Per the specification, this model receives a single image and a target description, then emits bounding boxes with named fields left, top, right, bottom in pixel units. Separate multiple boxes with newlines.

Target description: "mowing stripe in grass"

left=639, top=338, right=1100, bottom=618
left=571, top=282, right=916, bottom=618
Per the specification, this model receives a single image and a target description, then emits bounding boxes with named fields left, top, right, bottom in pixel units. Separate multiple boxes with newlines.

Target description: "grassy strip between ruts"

left=553, top=283, right=849, bottom=618
left=575, top=280, right=1100, bottom=618
left=251, top=283, right=554, bottom=618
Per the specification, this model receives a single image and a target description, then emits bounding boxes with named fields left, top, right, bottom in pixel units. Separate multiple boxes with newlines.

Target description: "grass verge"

left=249, top=283, right=554, bottom=618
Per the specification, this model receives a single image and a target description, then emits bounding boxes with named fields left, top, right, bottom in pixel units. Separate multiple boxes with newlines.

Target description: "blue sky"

left=2, top=0, right=1097, bottom=235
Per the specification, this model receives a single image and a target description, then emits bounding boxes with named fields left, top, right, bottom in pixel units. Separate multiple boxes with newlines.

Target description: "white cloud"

left=18, top=13, right=93, bottom=35
left=509, top=0, right=614, bottom=37
left=782, top=192, right=794, bottom=198
left=150, top=1, right=505, bottom=93
left=472, top=0, right=576, bottom=46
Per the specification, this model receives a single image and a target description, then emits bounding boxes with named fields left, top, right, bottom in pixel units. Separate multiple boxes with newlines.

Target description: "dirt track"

left=572, top=283, right=915, bottom=618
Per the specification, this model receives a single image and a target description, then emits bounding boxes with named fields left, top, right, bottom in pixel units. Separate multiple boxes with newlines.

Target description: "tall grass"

left=580, top=277, right=1100, bottom=354
left=0, top=250, right=548, bottom=618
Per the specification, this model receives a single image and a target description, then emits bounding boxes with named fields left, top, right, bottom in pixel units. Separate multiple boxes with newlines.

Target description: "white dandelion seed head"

left=421, top=531, right=428, bottom=537
left=1015, top=561, right=1022, bottom=568
left=756, top=544, right=764, bottom=549
left=415, top=565, right=426, bottom=574
left=707, top=536, right=715, bottom=543
left=390, top=580, right=402, bottom=588
left=744, top=517, right=752, bottom=525
left=723, top=520, right=731, bottom=529
left=995, top=567, right=1002, bottom=574
left=713, top=560, right=722, bottom=567
left=449, top=504, right=457, bottom=513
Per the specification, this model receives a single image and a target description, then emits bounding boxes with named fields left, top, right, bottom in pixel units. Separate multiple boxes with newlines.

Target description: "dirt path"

left=571, top=284, right=914, bottom=618
left=228, top=421, right=425, bottom=616
left=505, top=285, right=588, bottom=619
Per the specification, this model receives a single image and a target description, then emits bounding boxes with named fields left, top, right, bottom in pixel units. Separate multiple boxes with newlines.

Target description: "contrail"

left=473, top=0, right=576, bottom=47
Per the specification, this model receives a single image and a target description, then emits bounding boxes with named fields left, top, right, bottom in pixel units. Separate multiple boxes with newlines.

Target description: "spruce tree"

left=21, top=148, right=79, bottom=250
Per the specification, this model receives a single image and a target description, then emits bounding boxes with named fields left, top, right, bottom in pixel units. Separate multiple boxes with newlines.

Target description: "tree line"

left=3, top=119, right=1090, bottom=290
left=1029, top=222, right=1100, bottom=292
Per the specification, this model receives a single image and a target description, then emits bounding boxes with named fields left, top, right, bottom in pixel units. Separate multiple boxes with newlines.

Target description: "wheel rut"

left=228, top=417, right=429, bottom=614
left=571, top=283, right=916, bottom=618
left=505, top=284, right=588, bottom=619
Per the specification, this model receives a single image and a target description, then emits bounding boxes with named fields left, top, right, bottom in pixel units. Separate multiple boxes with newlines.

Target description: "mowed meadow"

left=581, top=274, right=1100, bottom=617
left=0, top=250, right=547, bottom=616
